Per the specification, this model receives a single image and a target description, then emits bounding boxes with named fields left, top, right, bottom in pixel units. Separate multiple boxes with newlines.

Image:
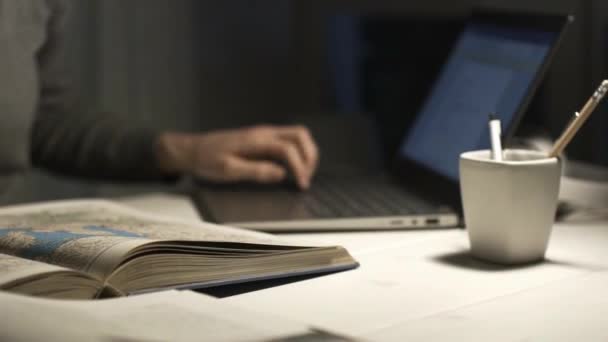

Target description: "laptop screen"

left=400, top=21, right=559, bottom=181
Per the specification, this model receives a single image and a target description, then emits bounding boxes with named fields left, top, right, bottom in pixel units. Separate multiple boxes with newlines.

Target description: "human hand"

left=156, top=125, right=319, bottom=189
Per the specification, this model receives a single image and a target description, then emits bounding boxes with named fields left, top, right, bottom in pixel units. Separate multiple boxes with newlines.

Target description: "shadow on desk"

left=197, top=269, right=342, bottom=298
left=432, top=250, right=591, bottom=272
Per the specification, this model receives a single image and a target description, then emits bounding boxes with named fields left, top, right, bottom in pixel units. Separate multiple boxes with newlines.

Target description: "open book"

left=0, top=200, right=357, bottom=299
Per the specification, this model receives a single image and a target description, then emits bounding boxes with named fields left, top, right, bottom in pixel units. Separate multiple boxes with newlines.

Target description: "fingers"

left=275, top=126, right=319, bottom=172
left=221, top=157, right=286, bottom=184
left=240, top=125, right=318, bottom=189
left=265, top=141, right=311, bottom=189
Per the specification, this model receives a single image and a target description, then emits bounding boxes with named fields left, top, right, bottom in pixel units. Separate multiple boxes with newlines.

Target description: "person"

left=0, top=0, right=318, bottom=204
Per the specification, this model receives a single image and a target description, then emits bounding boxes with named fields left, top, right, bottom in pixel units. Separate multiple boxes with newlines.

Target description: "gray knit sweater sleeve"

left=30, top=0, right=167, bottom=181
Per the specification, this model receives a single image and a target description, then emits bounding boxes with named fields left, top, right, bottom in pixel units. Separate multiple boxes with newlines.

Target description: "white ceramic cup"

left=459, top=149, right=562, bottom=264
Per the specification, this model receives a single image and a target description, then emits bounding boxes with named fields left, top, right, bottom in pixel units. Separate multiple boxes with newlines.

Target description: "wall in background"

left=66, top=0, right=295, bottom=132
left=65, top=0, right=608, bottom=164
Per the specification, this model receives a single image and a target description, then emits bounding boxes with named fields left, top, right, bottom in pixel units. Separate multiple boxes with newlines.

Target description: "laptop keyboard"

left=302, top=175, right=435, bottom=218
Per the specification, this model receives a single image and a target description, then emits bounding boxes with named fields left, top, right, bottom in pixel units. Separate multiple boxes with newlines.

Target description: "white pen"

left=488, top=114, right=503, bottom=161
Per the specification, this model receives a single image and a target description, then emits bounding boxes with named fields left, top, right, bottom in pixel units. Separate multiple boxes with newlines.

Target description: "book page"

left=0, top=200, right=317, bottom=278
left=0, top=206, right=151, bottom=275
left=0, top=253, right=68, bottom=288
left=0, top=289, right=355, bottom=342
left=0, top=253, right=102, bottom=299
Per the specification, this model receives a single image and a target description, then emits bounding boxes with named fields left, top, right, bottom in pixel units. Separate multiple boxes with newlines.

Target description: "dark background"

left=66, top=0, right=608, bottom=166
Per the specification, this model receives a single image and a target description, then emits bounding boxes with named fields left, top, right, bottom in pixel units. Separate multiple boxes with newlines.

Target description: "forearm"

left=156, top=131, right=197, bottom=175
left=31, top=110, right=168, bottom=181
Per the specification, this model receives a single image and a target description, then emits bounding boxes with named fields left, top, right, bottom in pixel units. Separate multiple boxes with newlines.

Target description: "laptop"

left=194, top=9, right=573, bottom=231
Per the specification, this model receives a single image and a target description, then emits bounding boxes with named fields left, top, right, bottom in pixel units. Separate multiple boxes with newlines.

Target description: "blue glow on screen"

left=400, top=23, right=557, bottom=180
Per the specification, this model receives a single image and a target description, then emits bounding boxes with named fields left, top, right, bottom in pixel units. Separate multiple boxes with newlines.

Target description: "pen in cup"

left=488, top=113, right=503, bottom=161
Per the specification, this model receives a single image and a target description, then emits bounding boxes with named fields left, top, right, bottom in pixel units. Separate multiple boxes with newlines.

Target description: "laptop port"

left=425, top=218, right=440, bottom=225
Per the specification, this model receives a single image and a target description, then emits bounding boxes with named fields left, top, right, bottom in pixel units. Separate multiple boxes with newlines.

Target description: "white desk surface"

left=118, top=194, right=608, bottom=342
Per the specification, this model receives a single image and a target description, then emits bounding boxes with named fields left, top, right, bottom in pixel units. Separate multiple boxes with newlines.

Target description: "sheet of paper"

left=367, top=270, right=608, bottom=341
left=282, top=229, right=453, bottom=258
left=115, top=192, right=202, bottom=222
left=226, top=222, right=608, bottom=336
left=0, top=290, right=319, bottom=342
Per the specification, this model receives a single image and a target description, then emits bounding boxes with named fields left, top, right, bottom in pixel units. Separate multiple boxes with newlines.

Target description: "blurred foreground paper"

left=0, top=289, right=356, bottom=342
